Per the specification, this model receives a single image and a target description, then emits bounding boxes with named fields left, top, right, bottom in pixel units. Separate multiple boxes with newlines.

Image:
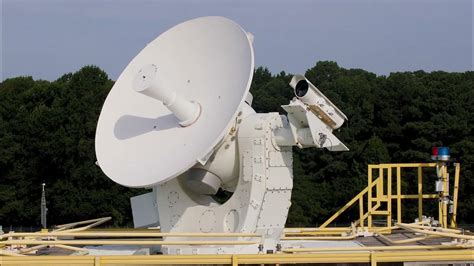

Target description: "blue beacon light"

left=431, top=146, right=450, bottom=161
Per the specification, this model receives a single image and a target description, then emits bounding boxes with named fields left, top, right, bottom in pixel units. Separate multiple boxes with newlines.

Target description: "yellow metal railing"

left=0, top=216, right=263, bottom=256
left=1, top=249, right=473, bottom=265
left=318, top=163, right=461, bottom=232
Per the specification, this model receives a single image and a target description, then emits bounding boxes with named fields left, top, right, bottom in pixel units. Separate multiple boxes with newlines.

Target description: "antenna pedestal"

left=154, top=112, right=293, bottom=255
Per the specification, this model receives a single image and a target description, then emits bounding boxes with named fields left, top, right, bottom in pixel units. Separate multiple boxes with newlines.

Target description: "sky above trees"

left=1, top=0, right=473, bottom=81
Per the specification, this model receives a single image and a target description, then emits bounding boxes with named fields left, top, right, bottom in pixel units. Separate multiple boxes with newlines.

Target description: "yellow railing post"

left=438, top=163, right=448, bottom=228
left=359, top=197, right=364, bottom=228
left=232, top=255, right=238, bottom=266
left=417, top=167, right=423, bottom=221
left=443, top=164, right=449, bottom=228
left=368, top=165, right=373, bottom=229
left=94, top=256, right=101, bottom=266
left=371, top=252, right=377, bottom=266
left=377, top=168, right=384, bottom=205
left=387, top=167, right=392, bottom=230
left=396, top=167, right=402, bottom=224
left=438, top=200, right=443, bottom=228
left=450, top=163, right=460, bottom=228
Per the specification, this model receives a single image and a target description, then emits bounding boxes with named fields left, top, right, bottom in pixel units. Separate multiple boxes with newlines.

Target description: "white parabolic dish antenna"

left=96, top=17, right=254, bottom=187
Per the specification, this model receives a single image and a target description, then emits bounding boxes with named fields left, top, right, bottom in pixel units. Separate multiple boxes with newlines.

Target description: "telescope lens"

left=295, top=80, right=309, bottom=97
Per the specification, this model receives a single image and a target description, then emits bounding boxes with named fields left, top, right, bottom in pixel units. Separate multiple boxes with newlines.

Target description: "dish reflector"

left=95, top=16, right=254, bottom=187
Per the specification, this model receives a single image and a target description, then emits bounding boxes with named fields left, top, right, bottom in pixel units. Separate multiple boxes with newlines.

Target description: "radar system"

left=96, top=16, right=348, bottom=255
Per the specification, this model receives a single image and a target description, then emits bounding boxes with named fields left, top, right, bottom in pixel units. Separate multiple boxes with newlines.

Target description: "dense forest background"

left=0, top=61, right=473, bottom=228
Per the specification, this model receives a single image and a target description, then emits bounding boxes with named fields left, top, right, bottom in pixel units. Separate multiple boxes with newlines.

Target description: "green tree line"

left=0, top=62, right=473, bottom=228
